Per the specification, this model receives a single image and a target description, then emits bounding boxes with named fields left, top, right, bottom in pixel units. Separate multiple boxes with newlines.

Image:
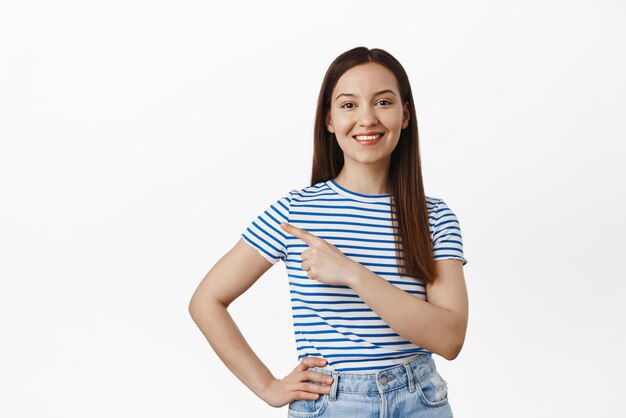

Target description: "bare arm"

left=188, top=238, right=333, bottom=406
left=348, top=259, right=469, bottom=360
left=188, top=238, right=276, bottom=399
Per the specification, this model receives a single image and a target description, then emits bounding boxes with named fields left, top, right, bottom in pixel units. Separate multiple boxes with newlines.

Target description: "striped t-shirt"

left=240, top=179, right=467, bottom=373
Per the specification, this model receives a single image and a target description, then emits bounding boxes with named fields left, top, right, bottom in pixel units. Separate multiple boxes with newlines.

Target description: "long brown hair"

left=310, top=46, right=438, bottom=284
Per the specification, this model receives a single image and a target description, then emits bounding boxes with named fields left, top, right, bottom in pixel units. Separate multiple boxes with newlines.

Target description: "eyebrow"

left=334, top=89, right=397, bottom=101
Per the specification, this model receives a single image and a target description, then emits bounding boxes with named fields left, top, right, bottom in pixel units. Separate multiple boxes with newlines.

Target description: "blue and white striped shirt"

left=241, top=179, right=467, bottom=373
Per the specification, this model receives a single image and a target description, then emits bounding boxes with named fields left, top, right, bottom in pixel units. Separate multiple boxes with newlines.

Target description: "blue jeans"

left=287, top=353, right=453, bottom=417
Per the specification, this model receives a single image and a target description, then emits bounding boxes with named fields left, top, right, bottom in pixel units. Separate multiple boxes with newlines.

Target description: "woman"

left=189, top=46, right=468, bottom=417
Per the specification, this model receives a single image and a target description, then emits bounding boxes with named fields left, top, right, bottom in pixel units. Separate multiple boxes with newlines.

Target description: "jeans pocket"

left=287, top=394, right=328, bottom=417
left=415, top=370, right=449, bottom=407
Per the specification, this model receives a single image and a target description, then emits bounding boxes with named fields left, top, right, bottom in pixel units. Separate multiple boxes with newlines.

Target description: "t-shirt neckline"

left=325, top=178, right=391, bottom=203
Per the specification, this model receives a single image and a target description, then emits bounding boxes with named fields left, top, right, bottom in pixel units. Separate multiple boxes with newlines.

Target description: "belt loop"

left=404, top=363, right=416, bottom=393
left=329, top=371, right=339, bottom=401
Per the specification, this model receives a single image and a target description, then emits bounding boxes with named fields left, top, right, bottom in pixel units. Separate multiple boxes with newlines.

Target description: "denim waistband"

left=307, top=353, right=437, bottom=400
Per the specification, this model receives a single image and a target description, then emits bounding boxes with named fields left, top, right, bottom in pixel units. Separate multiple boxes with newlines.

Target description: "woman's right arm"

left=188, top=238, right=333, bottom=407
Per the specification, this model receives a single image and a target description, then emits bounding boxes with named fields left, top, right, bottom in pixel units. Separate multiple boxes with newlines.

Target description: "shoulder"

left=425, top=196, right=458, bottom=215
left=425, top=196, right=463, bottom=233
left=255, top=182, right=328, bottom=215
left=426, top=195, right=467, bottom=265
left=425, top=196, right=452, bottom=221
left=425, top=196, right=443, bottom=213
left=284, top=181, right=330, bottom=201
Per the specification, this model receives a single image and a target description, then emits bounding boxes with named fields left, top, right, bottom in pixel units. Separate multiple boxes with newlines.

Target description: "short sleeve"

left=240, top=191, right=294, bottom=265
left=431, top=199, right=468, bottom=266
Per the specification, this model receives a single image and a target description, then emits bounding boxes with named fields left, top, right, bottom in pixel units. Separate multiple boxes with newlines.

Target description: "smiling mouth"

left=353, top=133, right=384, bottom=141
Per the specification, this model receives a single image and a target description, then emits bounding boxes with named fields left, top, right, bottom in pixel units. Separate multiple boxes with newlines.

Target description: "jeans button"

left=380, top=375, right=389, bottom=385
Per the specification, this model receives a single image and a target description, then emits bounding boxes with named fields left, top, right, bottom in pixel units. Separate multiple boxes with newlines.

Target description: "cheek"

left=379, top=111, right=404, bottom=129
left=329, top=111, right=354, bottom=133
left=334, top=119, right=355, bottom=134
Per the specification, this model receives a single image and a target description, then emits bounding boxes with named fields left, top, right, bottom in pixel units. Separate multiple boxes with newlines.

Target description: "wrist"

left=346, top=263, right=372, bottom=289
left=258, top=376, right=277, bottom=401
left=257, top=378, right=275, bottom=404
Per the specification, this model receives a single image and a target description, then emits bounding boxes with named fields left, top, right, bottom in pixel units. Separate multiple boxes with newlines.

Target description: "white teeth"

left=355, top=133, right=383, bottom=141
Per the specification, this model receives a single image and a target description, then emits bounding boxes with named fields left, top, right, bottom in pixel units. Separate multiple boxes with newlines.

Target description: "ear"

left=325, top=112, right=334, bottom=133
left=401, top=102, right=410, bottom=129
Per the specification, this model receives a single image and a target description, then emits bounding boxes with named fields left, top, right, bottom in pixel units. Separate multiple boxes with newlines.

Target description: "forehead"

left=332, top=62, right=400, bottom=96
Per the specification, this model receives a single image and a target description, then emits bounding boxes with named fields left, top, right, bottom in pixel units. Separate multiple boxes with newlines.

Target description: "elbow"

left=439, top=319, right=467, bottom=360
left=440, top=339, right=464, bottom=360
left=188, top=297, right=199, bottom=320
left=188, top=292, right=226, bottom=320
left=188, top=293, right=206, bottom=320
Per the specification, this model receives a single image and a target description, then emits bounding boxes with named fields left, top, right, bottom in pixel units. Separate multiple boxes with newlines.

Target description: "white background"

left=1, top=1, right=625, bottom=417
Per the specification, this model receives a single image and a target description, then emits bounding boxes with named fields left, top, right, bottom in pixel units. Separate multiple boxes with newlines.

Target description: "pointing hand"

left=280, top=222, right=367, bottom=288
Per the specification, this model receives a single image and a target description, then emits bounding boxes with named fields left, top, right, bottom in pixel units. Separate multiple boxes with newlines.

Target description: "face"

left=326, top=62, right=410, bottom=166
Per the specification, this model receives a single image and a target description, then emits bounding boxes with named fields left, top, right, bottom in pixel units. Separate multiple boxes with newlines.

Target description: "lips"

left=353, top=132, right=384, bottom=140
left=353, top=133, right=384, bottom=145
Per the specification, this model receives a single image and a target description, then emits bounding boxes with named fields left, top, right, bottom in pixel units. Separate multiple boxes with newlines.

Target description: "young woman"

left=189, top=46, right=468, bottom=417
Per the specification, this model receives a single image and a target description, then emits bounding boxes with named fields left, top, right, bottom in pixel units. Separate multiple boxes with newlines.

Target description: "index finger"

left=280, top=222, right=320, bottom=246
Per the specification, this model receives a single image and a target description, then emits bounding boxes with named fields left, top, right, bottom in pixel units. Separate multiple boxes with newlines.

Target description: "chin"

left=349, top=153, right=393, bottom=164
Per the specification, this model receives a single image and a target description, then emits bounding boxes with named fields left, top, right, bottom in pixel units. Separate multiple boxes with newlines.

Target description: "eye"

left=340, top=102, right=355, bottom=109
left=377, top=99, right=392, bottom=106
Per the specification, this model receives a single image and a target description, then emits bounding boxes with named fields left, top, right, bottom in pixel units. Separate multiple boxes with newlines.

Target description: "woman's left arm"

left=348, top=259, right=468, bottom=360
left=279, top=222, right=468, bottom=361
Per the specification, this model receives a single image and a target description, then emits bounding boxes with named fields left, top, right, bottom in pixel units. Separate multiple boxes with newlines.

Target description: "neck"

left=333, top=161, right=391, bottom=195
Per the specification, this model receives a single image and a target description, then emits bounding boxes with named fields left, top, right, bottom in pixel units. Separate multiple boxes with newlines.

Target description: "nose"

left=358, top=104, right=378, bottom=126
